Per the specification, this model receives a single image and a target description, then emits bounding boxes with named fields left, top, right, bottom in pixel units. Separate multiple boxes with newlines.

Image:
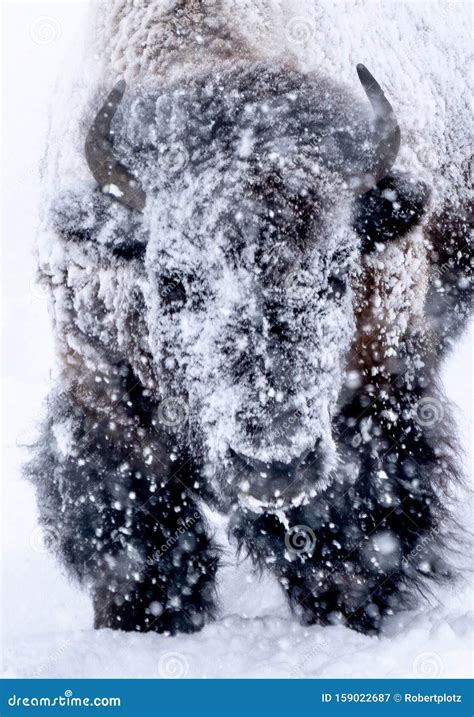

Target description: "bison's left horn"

left=85, top=80, right=146, bottom=211
left=355, top=64, right=401, bottom=191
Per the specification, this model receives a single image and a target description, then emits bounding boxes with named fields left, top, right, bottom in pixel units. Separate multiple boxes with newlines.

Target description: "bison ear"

left=353, top=172, right=430, bottom=252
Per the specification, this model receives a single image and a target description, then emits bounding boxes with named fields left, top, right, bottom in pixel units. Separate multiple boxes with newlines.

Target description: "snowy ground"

left=1, top=1, right=473, bottom=679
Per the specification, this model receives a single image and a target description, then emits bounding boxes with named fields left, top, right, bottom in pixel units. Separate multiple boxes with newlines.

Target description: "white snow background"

left=1, top=0, right=473, bottom=678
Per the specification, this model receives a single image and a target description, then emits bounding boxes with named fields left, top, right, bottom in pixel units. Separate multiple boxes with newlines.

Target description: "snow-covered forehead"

left=117, top=60, right=375, bottom=202
left=114, top=62, right=372, bottom=269
left=108, top=62, right=367, bottom=475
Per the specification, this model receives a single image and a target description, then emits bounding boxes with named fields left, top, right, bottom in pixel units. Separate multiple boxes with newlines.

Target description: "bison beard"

left=28, top=58, right=470, bottom=636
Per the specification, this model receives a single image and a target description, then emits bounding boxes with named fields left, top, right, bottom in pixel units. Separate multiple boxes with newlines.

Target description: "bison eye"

left=160, top=275, right=187, bottom=305
left=327, top=272, right=347, bottom=297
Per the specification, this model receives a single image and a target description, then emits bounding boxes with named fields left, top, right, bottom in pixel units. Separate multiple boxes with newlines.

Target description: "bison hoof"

left=93, top=590, right=209, bottom=635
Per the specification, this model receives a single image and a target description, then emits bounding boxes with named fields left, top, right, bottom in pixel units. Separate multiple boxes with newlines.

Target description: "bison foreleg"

left=27, top=372, right=219, bottom=635
left=232, top=378, right=457, bottom=634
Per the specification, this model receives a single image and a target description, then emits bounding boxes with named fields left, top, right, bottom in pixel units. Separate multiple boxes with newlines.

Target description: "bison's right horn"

left=355, top=64, right=401, bottom=192
left=85, top=80, right=146, bottom=212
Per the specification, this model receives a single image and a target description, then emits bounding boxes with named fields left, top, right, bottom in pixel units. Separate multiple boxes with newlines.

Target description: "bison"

left=29, top=0, right=472, bottom=636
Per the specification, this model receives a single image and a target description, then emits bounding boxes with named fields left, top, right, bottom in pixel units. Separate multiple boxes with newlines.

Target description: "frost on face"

left=134, top=65, right=371, bottom=499
left=41, top=61, right=381, bottom=508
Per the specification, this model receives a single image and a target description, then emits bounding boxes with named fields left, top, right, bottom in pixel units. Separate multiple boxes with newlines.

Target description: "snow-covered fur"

left=28, top=0, right=472, bottom=635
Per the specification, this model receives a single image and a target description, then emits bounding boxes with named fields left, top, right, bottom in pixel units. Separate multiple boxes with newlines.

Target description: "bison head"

left=80, top=61, right=427, bottom=511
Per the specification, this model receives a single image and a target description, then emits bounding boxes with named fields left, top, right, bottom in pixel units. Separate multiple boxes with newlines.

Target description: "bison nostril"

left=228, top=448, right=266, bottom=474
left=268, top=320, right=291, bottom=341
left=296, top=447, right=312, bottom=468
left=229, top=447, right=315, bottom=480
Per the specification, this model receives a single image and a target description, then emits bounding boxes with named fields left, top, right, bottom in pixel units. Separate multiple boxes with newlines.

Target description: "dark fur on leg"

left=26, top=366, right=220, bottom=635
left=232, top=359, right=460, bottom=635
